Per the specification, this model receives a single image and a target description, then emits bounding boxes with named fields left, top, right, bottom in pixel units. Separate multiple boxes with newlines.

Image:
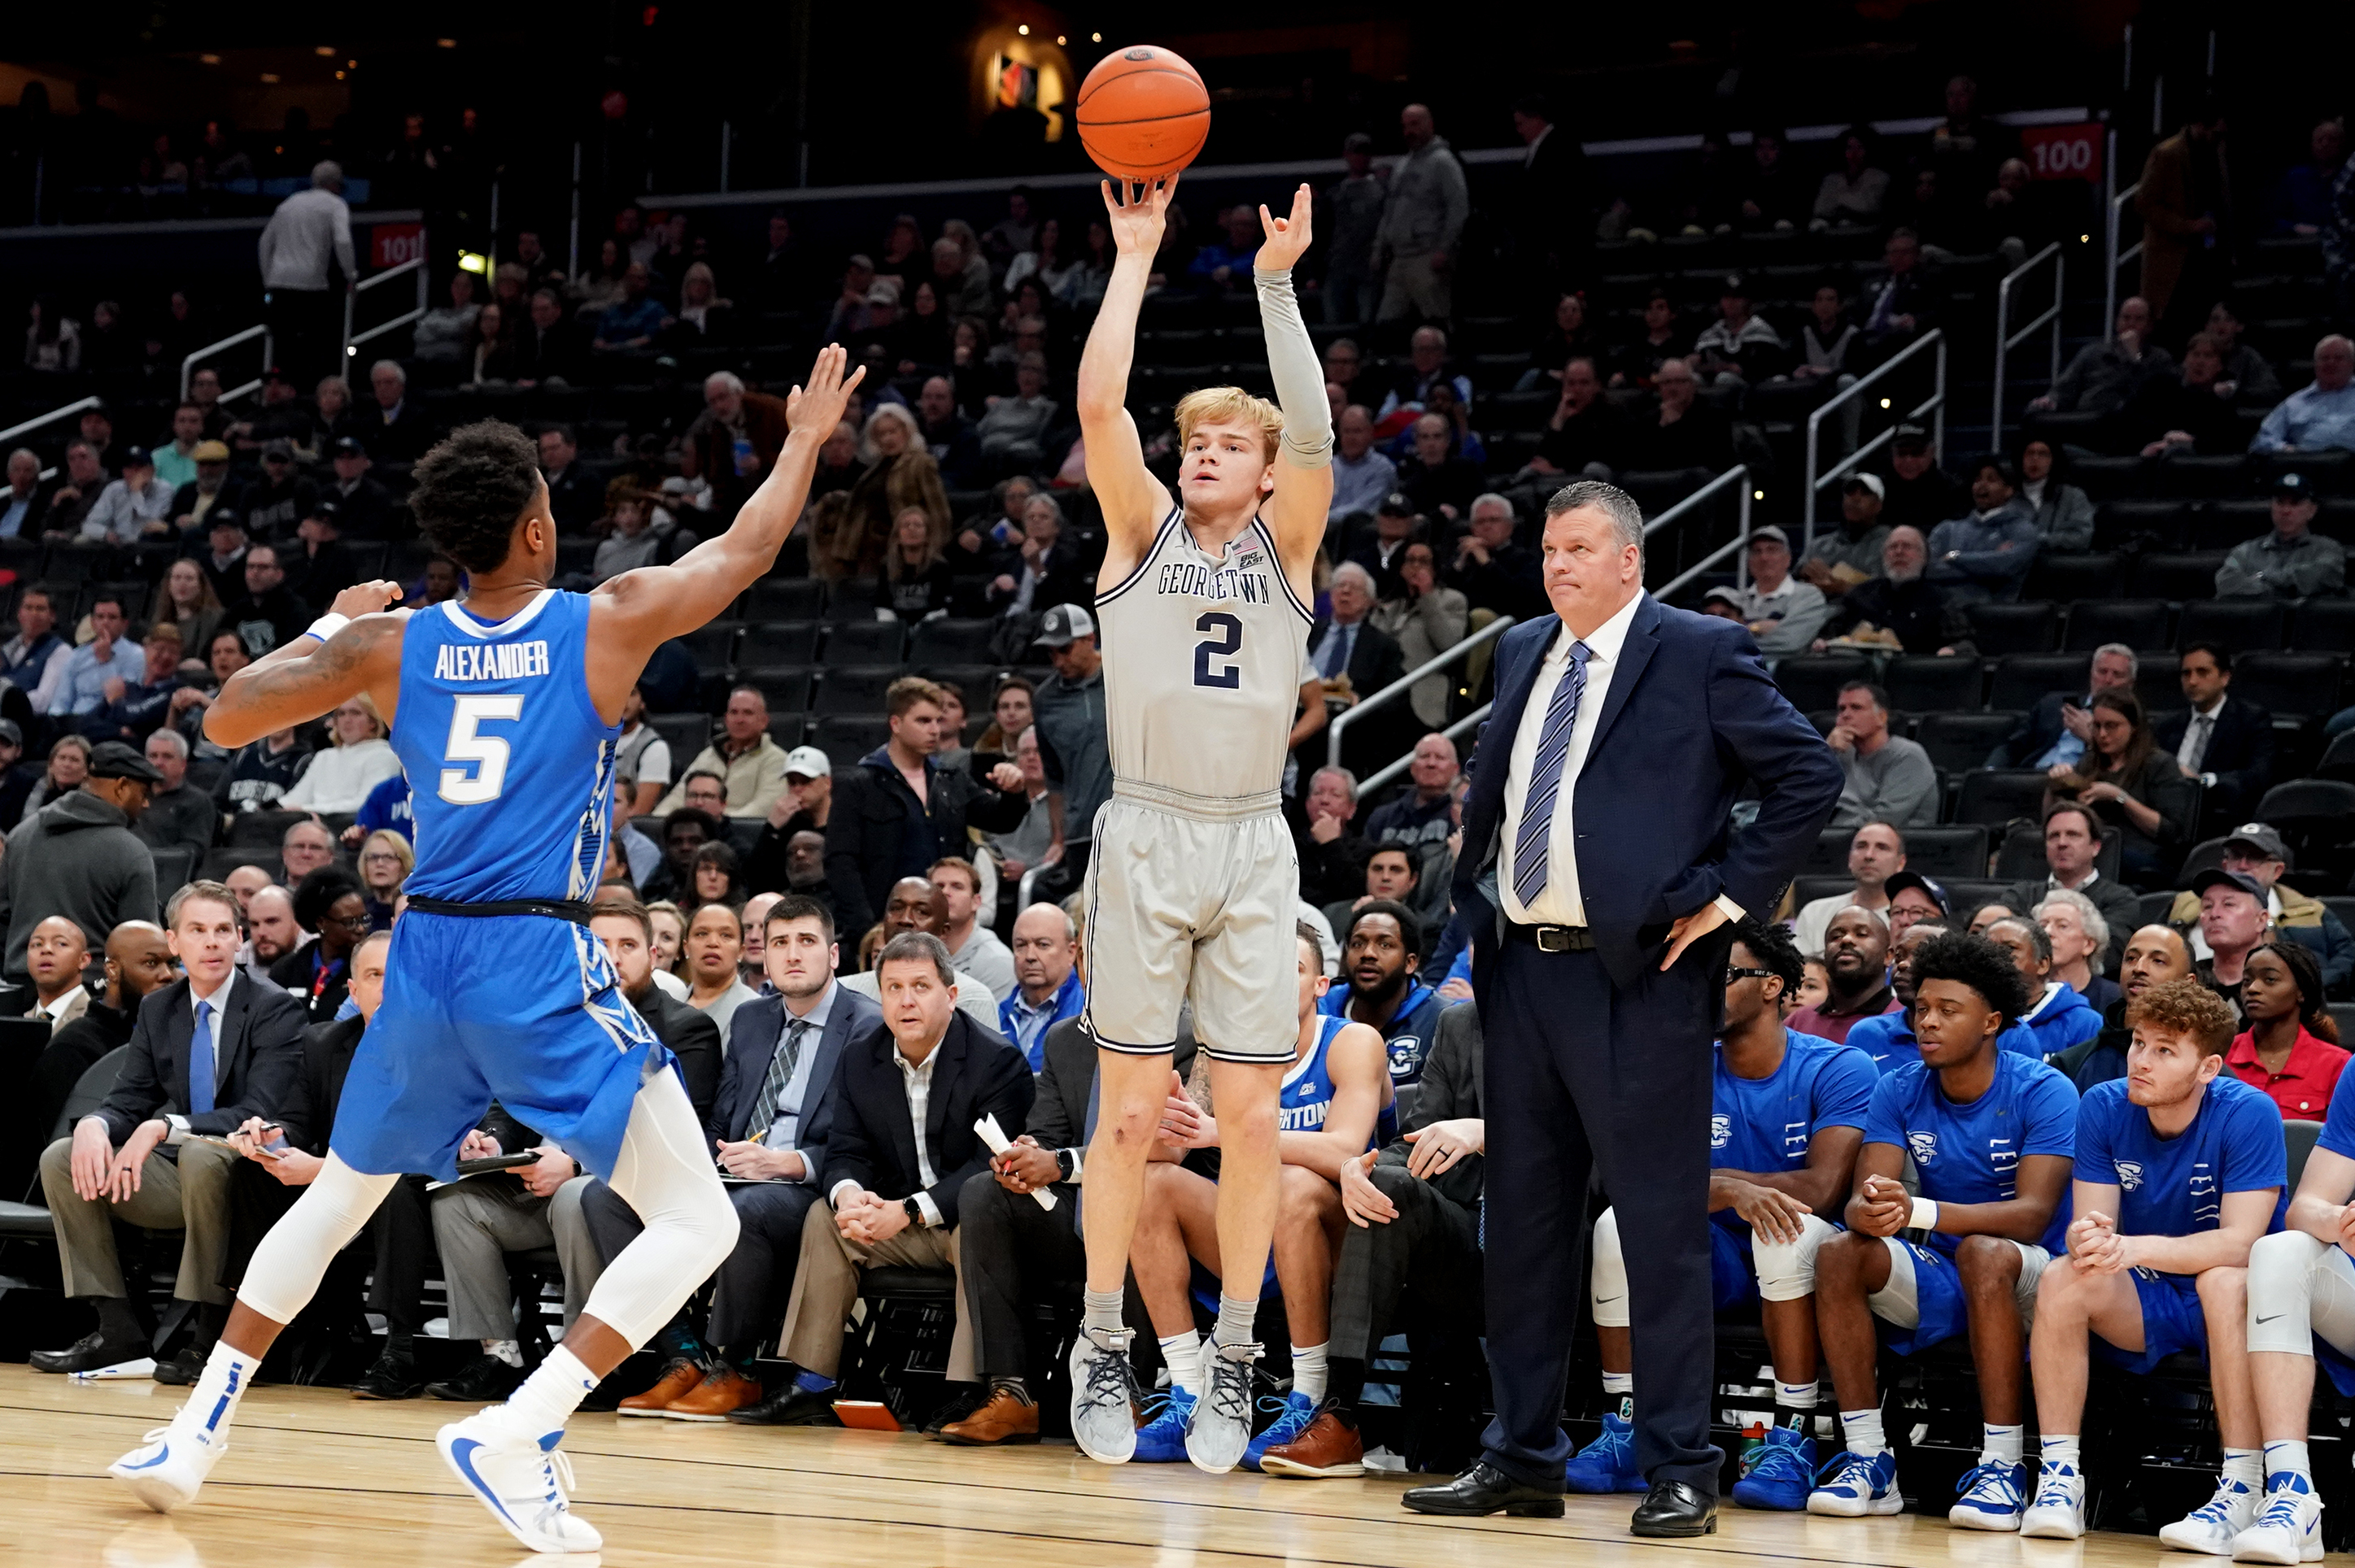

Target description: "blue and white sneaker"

left=1564, top=1410, right=1647, bottom=1493
left=2020, top=1458, right=2087, bottom=1539
left=1132, top=1387, right=1197, bottom=1463
left=1950, top=1459, right=2030, bottom=1531
left=1243, top=1391, right=1316, bottom=1472
left=1730, top=1425, right=1816, bottom=1511
left=107, top=1411, right=229, bottom=1514
left=1808, top=1448, right=1904, bottom=1517
left=2231, top=1474, right=2324, bottom=1564
left=434, top=1409, right=603, bottom=1554
left=2161, top=1474, right=2261, bottom=1555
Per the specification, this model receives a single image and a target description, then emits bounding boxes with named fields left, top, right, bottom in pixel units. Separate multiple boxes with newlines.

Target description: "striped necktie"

left=1511, top=640, right=1594, bottom=910
left=748, top=1018, right=812, bottom=1140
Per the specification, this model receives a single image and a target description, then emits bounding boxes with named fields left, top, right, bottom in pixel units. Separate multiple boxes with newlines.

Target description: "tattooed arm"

left=204, top=581, right=411, bottom=748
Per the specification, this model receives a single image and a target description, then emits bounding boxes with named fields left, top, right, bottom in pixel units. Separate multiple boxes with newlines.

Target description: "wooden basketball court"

left=0, top=1363, right=2166, bottom=1567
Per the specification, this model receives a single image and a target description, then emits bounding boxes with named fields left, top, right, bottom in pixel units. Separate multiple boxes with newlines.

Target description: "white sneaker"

left=1184, top=1340, right=1260, bottom=1474
left=1068, top=1326, right=1142, bottom=1465
left=2231, top=1477, right=2324, bottom=1565
left=2020, top=1460, right=2087, bottom=1540
left=2162, top=1475, right=2262, bottom=1554
left=435, top=1409, right=603, bottom=1555
left=107, top=1412, right=228, bottom=1514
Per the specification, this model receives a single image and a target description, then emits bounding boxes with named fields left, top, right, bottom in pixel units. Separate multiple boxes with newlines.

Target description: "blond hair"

left=1174, top=385, right=1284, bottom=464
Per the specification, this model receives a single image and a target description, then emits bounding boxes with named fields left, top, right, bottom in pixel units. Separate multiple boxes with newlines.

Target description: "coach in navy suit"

left=1403, top=481, right=1842, bottom=1535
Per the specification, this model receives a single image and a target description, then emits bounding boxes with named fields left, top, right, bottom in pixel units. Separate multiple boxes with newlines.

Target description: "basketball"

left=1075, top=45, right=1210, bottom=183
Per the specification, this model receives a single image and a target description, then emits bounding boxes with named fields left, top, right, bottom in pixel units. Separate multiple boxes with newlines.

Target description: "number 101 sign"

left=2020, top=123, right=2103, bottom=183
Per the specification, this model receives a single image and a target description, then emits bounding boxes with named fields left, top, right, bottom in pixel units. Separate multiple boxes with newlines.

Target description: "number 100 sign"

left=2020, top=123, right=2103, bottom=183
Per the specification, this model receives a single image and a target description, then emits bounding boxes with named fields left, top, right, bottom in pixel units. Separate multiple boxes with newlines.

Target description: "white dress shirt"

left=1500, top=593, right=1742, bottom=928
left=161, top=968, right=239, bottom=1144
left=830, top=1034, right=947, bottom=1227
left=757, top=982, right=835, bottom=1179
left=2175, top=695, right=2225, bottom=775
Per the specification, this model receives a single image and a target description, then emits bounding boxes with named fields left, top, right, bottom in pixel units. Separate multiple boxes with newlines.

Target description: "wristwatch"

left=901, top=1196, right=925, bottom=1227
left=1055, top=1148, right=1079, bottom=1183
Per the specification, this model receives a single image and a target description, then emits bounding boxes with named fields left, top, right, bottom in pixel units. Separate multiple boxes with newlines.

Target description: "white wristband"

left=1908, top=1196, right=1939, bottom=1232
left=304, top=613, right=351, bottom=644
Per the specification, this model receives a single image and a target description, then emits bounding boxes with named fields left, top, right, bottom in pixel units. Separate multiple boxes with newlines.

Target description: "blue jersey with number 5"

left=393, top=590, right=618, bottom=903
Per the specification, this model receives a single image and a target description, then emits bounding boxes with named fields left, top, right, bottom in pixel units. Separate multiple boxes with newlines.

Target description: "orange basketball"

left=1075, top=45, right=1210, bottom=183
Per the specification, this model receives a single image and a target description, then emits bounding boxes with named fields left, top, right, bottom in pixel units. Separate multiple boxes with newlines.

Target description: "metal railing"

left=181, top=324, right=270, bottom=403
left=1991, top=243, right=2065, bottom=451
left=2104, top=128, right=2143, bottom=337
left=1642, top=464, right=1756, bottom=588
left=1327, top=613, right=1516, bottom=778
left=1802, top=329, right=1946, bottom=551
left=0, top=394, right=104, bottom=481
left=343, top=254, right=430, bottom=366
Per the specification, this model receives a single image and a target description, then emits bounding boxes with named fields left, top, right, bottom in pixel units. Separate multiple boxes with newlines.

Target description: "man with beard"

left=1812, top=527, right=1971, bottom=656
left=643, top=808, right=721, bottom=902
left=1787, top=906, right=1899, bottom=1045
left=237, top=886, right=307, bottom=984
left=1320, top=903, right=1445, bottom=1087
left=835, top=876, right=1000, bottom=1030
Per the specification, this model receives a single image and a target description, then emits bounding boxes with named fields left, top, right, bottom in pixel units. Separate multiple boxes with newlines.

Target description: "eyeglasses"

left=326, top=911, right=374, bottom=932
left=362, top=852, right=402, bottom=865
left=1725, top=965, right=1779, bottom=985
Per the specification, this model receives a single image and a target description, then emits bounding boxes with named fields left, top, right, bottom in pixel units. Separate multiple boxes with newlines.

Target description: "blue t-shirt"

left=1847, top=1010, right=2046, bottom=1075
left=1866, top=1050, right=2080, bottom=1254
left=355, top=771, right=414, bottom=843
left=1711, top=1030, right=1877, bottom=1234
left=2072, top=1075, right=2287, bottom=1252
left=2315, top=1061, right=2355, bottom=1164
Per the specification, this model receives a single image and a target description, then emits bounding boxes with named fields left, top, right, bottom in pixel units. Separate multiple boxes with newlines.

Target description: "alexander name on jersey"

left=1155, top=555, right=1276, bottom=604
left=433, top=639, right=554, bottom=682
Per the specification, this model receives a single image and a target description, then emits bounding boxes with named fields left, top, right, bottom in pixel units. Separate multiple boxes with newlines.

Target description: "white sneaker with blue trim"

left=2161, top=1474, right=2262, bottom=1554
left=1949, top=1459, right=2030, bottom=1531
left=435, top=1409, right=603, bottom=1554
left=2020, top=1459, right=2087, bottom=1539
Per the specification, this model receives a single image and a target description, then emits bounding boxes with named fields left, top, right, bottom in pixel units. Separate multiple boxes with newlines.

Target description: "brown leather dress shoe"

left=936, top=1388, right=1041, bottom=1446
left=1258, top=1405, right=1366, bottom=1479
left=617, top=1358, right=704, bottom=1418
left=665, top=1364, right=765, bottom=1422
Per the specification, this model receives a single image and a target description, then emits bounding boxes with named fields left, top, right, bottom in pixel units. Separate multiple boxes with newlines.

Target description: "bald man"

left=8, top=921, right=177, bottom=1196
left=224, top=865, right=273, bottom=917
left=25, top=916, right=93, bottom=1028
left=837, top=878, right=1003, bottom=1030
left=239, top=886, right=308, bottom=987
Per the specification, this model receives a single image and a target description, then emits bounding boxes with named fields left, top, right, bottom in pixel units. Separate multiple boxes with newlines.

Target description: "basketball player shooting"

left=102, top=347, right=865, bottom=1553
left=1066, top=175, right=1333, bottom=1473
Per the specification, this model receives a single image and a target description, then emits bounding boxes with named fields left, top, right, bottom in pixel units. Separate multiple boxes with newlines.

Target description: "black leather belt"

left=406, top=895, right=595, bottom=925
left=1505, top=921, right=1594, bottom=952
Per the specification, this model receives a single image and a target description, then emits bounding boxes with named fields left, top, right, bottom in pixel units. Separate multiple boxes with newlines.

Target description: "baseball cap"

left=1747, top=525, right=1790, bottom=548
left=262, top=438, right=294, bottom=461
left=783, top=744, right=831, bottom=781
left=2274, top=470, right=2315, bottom=500
left=121, top=445, right=154, bottom=468
left=332, top=436, right=369, bottom=458
left=2189, top=868, right=2266, bottom=904
left=1720, top=272, right=1750, bottom=296
left=1376, top=490, right=1417, bottom=516
left=1882, top=869, right=1947, bottom=913
left=86, top=740, right=164, bottom=784
left=1701, top=586, right=1744, bottom=609
left=193, top=440, right=232, bottom=463
left=306, top=498, right=342, bottom=525
left=1844, top=473, right=1886, bottom=499
left=1892, top=421, right=1932, bottom=448
left=1036, top=603, right=1097, bottom=648
left=0, top=719, right=23, bottom=749
left=2223, top=821, right=2289, bottom=862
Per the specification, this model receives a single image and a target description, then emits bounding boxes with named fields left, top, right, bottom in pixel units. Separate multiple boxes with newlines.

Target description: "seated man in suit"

left=2152, top=644, right=2273, bottom=833
left=765, top=931, right=1034, bottom=1424
left=1808, top=933, right=2078, bottom=1530
left=1260, top=992, right=1485, bottom=1481
left=12, top=920, right=175, bottom=1202
left=2003, top=803, right=2142, bottom=978
left=33, top=880, right=308, bottom=1379
left=1128, top=925, right=1389, bottom=1469
left=2020, top=979, right=2280, bottom=1543
left=425, top=897, right=722, bottom=1405
left=1307, top=563, right=1409, bottom=780
left=1568, top=921, right=1877, bottom=1509
left=1989, top=645, right=2137, bottom=769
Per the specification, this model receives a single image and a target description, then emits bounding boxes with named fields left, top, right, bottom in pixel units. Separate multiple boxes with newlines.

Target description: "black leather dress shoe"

left=150, top=1345, right=206, bottom=1386
left=1401, top=1461, right=1567, bottom=1518
left=350, top=1347, right=423, bottom=1400
left=724, top=1386, right=840, bottom=1426
left=426, top=1353, right=527, bottom=1403
left=28, top=1331, right=149, bottom=1375
left=1631, top=1479, right=1718, bottom=1537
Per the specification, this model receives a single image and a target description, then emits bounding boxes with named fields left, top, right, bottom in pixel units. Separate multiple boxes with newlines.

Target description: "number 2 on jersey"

left=1193, top=612, right=1242, bottom=689
left=440, top=694, right=524, bottom=804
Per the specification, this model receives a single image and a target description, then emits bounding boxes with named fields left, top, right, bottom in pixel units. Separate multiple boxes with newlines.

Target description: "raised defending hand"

left=1255, top=183, right=1315, bottom=272
left=1101, top=174, right=1177, bottom=256
left=784, top=343, right=867, bottom=439
left=329, top=579, right=405, bottom=619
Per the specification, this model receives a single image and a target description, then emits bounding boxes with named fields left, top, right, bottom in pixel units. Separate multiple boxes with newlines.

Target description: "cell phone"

left=455, top=1152, right=541, bottom=1177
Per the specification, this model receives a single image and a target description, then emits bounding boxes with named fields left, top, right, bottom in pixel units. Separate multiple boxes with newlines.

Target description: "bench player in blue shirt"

left=2019, top=978, right=2282, bottom=1542
left=105, top=347, right=868, bottom=1555
left=1572, top=919, right=1877, bottom=1509
left=1808, top=932, right=2079, bottom=1530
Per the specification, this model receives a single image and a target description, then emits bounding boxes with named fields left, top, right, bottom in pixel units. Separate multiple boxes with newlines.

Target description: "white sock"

left=2266, top=1439, right=2314, bottom=1488
left=1840, top=1408, right=1887, bottom=1457
left=1982, top=1422, right=2024, bottom=1466
left=1158, top=1331, right=1202, bottom=1395
left=1291, top=1342, right=1328, bottom=1405
left=1603, top=1370, right=1633, bottom=1422
left=2041, top=1434, right=2081, bottom=1468
left=179, top=1343, right=263, bottom=1448
left=491, top=1346, right=597, bottom=1442
left=482, top=1338, right=524, bottom=1369
left=1214, top=1294, right=1257, bottom=1349
left=2225, top=1448, right=2264, bottom=1488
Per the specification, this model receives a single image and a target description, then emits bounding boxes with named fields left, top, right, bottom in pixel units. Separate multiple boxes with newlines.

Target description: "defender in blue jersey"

left=1809, top=932, right=2077, bottom=1532
left=1318, top=900, right=1446, bottom=1085
left=1574, top=921, right=1876, bottom=1509
left=2016, top=980, right=2281, bottom=1544
left=105, top=348, right=870, bottom=1555
left=1127, top=924, right=1389, bottom=1470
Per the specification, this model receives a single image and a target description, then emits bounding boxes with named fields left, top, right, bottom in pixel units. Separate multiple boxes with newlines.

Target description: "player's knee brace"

left=235, top=1155, right=400, bottom=1325
left=1753, top=1213, right=1837, bottom=1303
left=2247, top=1229, right=2330, bottom=1355
left=1590, top=1209, right=1629, bottom=1328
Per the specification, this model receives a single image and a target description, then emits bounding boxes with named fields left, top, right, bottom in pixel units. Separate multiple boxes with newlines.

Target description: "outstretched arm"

left=203, top=581, right=410, bottom=747
left=1078, top=177, right=1177, bottom=575
left=1253, top=182, right=1335, bottom=581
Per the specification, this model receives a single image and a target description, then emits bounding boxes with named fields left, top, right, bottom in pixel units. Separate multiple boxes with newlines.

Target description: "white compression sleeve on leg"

left=233, top=1154, right=400, bottom=1325
left=1253, top=268, right=1332, bottom=467
left=1589, top=1208, right=1629, bottom=1327
left=1753, top=1213, right=1839, bottom=1303
left=2247, top=1230, right=2355, bottom=1358
left=584, top=1068, right=741, bottom=1348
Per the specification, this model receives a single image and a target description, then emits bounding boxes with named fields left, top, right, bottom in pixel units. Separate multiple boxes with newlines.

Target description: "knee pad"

left=2248, top=1230, right=2331, bottom=1354
left=1590, top=1209, right=1629, bottom=1327
left=1753, top=1213, right=1837, bottom=1304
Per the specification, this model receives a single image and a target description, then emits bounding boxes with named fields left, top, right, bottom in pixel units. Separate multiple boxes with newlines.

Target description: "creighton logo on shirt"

left=2115, top=1160, right=2144, bottom=1192
left=1711, top=1115, right=1732, bottom=1150
left=1908, top=1130, right=1939, bottom=1165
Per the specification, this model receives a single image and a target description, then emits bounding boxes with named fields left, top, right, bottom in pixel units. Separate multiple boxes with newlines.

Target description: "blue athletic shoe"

left=1563, top=1411, right=1647, bottom=1494
left=1731, top=1424, right=1816, bottom=1511
left=1243, top=1391, right=1315, bottom=1472
left=1948, top=1459, right=2030, bottom=1531
left=1132, top=1387, right=1197, bottom=1463
left=1808, top=1448, right=1904, bottom=1517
